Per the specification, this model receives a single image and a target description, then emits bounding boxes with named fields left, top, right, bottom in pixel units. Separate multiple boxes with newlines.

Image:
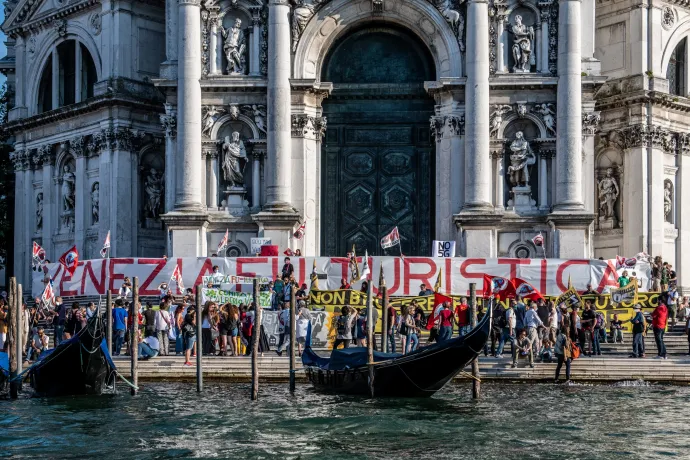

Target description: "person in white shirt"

left=525, top=302, right=544, bottom=356
left=29, top=327, right=50, bottom=360
left=295, top=302, right=310, bottom=356
left=548, top=303, right=559, bottom=342
left=496, top=302, right=517, bottom=358
left=119, top=277, right=132, bottom=299
left=138, top=332, right=160, bottom=360
left=155, top=303, right=172, bottom=356
left=276, top=303, right=292, bottom=356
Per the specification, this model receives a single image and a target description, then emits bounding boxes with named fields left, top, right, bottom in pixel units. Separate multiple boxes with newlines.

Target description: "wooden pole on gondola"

left=106, top=289, right=113, bottom=356
left=380, top=265, right=388, bottom=353
left=251, top=278, right=261, bottom=400
left=130, top=277, right=139, bottom=396
left=195, top=285, right=203, bottom=392
left=289, top=284, right=296, bottom=393
left=469, top=282, right=481, bottom=399
left=8, top=277, right=19, bottom=398
left=367, top=281, right=375, bottom=398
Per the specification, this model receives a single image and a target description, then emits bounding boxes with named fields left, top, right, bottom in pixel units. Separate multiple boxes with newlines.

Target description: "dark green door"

left=321, top=26, right=435, bottom=256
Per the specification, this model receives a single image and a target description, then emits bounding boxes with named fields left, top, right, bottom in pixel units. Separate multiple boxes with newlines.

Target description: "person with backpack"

left=554, top=325, right=573, bottom=383
left=333, top=305, right=356, bottom=350
left=629, top=305, right=646, bottom=358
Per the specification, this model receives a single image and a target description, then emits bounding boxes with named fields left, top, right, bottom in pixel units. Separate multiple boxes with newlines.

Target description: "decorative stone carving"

left=446, top=115, right=464, bottom=136
left=54, top=19, right=67, bottom=37
left=90, top=13, right=102, bottom=35
left=582, top=111, right=601, bottom=136
left=507, top=131, right=535, bottom=187
left=430, top=0, right=465, bottom=52
left=664, top=179, right=673, bottom=222
left=60, top=164, right=76, bottom=230
left=260, top=6, right=268, bottom=75
left=37, top=145, right=54, bottom=166
left=597, top=167, right=619, bottom=225
left=533, top=103, right=556, bottom=137
left=114, top=128, right=134, bottom=151
left=662, top=7, right=675, bottom=30
left=222, top=18, right=247, bottom=75
left=548, top=2, right=558, bottom=75
left=241, top=104, right=267, bottom=135
left=10, top=149, right=27, bottom=171
left=291, top=0, right=322, bottom=53
left=509, top=15, right=534, bottom=72
left=314, top=116, right=327, bottom=140
left=202, top=105, right=224, bottom=137
left=221, top=132, right=247, bottom=187
left=292, top=114, right=326, bottom=139
left=91, top=182, right=99, bottom=224
left=36, top=192, right=43, bottom=231
left=489, top=105, right=512, bottom=138
left=144, top=169, right=164, bottom=218
left=160, top=103, right=177, bottom=138
left=228, top=103, right=240, bottom=120
left=430, top=114, right=465, bottom=141
left=28, top=35, right=36, bottom=56
left=69, top=135, right=86, bottom=158
left=430, top=116, right=444, bottom=141
left=372, top=0, right=384, bottom=14
left=515, top=103, right=528, bottom=118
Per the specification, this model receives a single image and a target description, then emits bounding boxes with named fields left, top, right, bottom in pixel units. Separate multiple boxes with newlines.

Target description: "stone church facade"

left=1, top=0, right=688, bottom=287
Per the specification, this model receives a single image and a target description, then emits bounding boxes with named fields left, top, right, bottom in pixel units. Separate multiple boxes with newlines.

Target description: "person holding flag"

left=426, top=292, right=453, bottom=343
left=171, top=263, right=185, bottom=294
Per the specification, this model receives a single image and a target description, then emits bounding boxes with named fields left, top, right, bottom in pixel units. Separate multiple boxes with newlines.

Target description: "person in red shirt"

left=454, top=297, right=471, bottom=336
left=439, top=302, right=455, bottom=342
left=651, top=302, right=668, bottom=359
left=125, top=301, right=143, bottom=356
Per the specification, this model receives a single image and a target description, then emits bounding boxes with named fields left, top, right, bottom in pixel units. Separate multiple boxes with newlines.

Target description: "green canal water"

left=1, top=381, right=688, bottom=459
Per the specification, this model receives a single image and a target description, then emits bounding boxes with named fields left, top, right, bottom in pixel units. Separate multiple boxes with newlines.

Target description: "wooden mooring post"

left=130, top=277, right=139, bottom=396
left=380, top=265, right=388, bottom=353
left=106, top=290, right=113, bottom=356
left=289, top=284, right=296, bottom=393
left=251, top=278, right=261, bottom=400
left=367, top=281, right=375, bottom=398
left=469, top=282, right=481, bottom=399
left=196, top=285, right=203, bottom=392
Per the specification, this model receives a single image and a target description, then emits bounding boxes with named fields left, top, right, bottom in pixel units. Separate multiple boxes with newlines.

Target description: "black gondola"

left=27, top=314, right=116, bottom=397
left=302, top=306, right=492, bottom=397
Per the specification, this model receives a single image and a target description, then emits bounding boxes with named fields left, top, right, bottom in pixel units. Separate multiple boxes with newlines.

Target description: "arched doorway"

left=321, top=25, right=435, bottom=256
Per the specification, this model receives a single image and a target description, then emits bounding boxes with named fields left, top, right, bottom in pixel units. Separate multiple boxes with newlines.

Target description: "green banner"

left=201, top=288, right=272, bottom=307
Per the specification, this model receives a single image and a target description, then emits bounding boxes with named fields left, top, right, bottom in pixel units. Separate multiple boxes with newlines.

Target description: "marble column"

left=497, top=17, right=506, bottom=73
left=74, top=146, right=87, bottom=257
left=539, top=153, right=548, bottom=210
left=12, top=152, right=26, bottom=286
left=463, top=0, right=492, bottom=210
left=176, top=0, right=204, bottom=211
left=207, top=150, right=218, bottom=209
left=250, top=11, right=261, bottom=76
left=252, top=151, right=262, bottom=208
left=40, top=147, right=55, bottom=259
left=541, top=13, right=549, bottom=74
left=51, top=48, right=59, bottom=109
left=494, top=152, right=504, bottom=209
left=75, top=41, right=83, bottom=103
left=554, top=0, right=584, bottom=211
left=209, top=16, right=220, bottom=76
left=535, top=24, right=542, bottom=73
left=265, top=0, right=292, bottom=211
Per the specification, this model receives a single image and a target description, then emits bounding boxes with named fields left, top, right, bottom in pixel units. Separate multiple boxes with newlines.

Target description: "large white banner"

left=33, top=256, right=652, bottom=298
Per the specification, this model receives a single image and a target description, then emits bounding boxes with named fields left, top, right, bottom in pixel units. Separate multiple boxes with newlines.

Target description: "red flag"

left=380, top=226, right=400, bottom=249
left=284, top=248, right=294, bottom=256
left=32, top=241, right=46, bottom=267
left=58, top=245, right=79, bottom=276
left=482, top=274, right=516, bottom=300
left=426, top=292, right=453, bottom=330
left=293, top=222, right=306, bottom=240
left=531, top=233, right=544, bottom=247
left=41, top=281, right=55, bottom=306
left=513, top=277, right=545, bottom=301
left=217, top=229, right=229, bottom=254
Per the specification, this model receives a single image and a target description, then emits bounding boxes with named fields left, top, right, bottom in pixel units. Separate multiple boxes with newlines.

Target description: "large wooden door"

left=320, top=26, right=435, bottom=256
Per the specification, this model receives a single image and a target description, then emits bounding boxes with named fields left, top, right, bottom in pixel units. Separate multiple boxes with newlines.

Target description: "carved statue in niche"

left=432, top=0, right=465, bottom=52
left=222, top=18, right=246, bottom=75
left=533, top=103, right=556, bottom=137
left=597, top=168, right=619, bottom=221
left=61, top=164, right=75, bottom=213
left=202, top=106, right=224, bottom=137
left=221, top=132, right=247, bottom=188
left=144, top=168, right=164, bottom=218
left=92, top=183, right=100, bottom=224
left=509, top=15, right=535, bottom=72
left=489, top=104, right=512, bottom=138
left=242, top=104, right=267, bottom=134
left=36, top=193, right=43, bottom=231
left=664, top=181, right=673, bottom=221
left=291, top=0, right=321, bottom=53
left=507, top=131, right=535, bottom=186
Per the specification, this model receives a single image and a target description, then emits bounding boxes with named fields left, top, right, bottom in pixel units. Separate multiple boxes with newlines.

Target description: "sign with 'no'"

left=432, top=240, right=456, bottom=258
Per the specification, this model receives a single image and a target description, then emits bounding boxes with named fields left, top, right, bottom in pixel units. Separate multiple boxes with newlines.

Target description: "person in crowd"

left=539, top=338, right=554, bottom=363
left=340, top=278, right=351, bottom=290
left=618, top=271, right=631, bottom=288
left=295, top=302, right=310, bottom=357
left=284, top=277, right=295, bottom=307
left=65, top=302, right=81, bottom=337
left=112, top=299, right=128, bottom=356
left=665, top=286, right=680, bottom=328
left=216, top=304, right=229, bottom=356
left=211, top=265, right=224, bottom=284
left=547, top=301, right=559, bottom=342
left=52, top=297, right=67, bottom=347
left=295, top=283, right=309, bottom=302
left=201, top=301, right=219, bottom=355
left=86, top=301, right=98, bottom=320
left=630, top=305, right=646, bottom=358
left=138, top=329, right=160, bottom=360
left=580, top=301, right=595, bottom=356
left=651, top=301, right=668, bottom=359
left=490, top=300, right=505, bottom=357
left=333, top=305, right=356, bottom=349
left=419, top=283, right=434, bottom=296
left=182, top=307, right=197, bottom=366
left=282, top=257, right=294, bottom=280
left=514, top=329, right=534, bottom=368
left=554, top=325, right=573, bottom=383
left=174, top=304, right=185, bottom=355
left=119, top=277, right=132, bottom=299
left=496, top=301, right=517, bottom=358
left=386, top=301, right=398, bottom=353
left=294, top=249, right=302, bottom=256
left=0, top=299, right=7, bottom=351
left=570, top=305, right=585, bottom=352
left=227, top=304, right=240, bottom=356
left=525, top=302, right=544, bottom=356
left=396, top=305, right=407, bottom=350
left=536, top=299, right=550, bottom=341
left=594, top=306, right=606, bottom=352
left=610, top=313, right=624, bottom=344
left=273, top=276, right=285, bottom=311
left=678, top=297, right=690, bottom=323
left=276, top=302, right=291, bottom=356
left=582, top=284, right=597, bottom=296
left=514, top=298, right=526, bottom=333
left=438, top=301, right=454, bottom=342
left=155, top=301, right=172, bottom=356
left=454, top=297, right=471, bottom=336
left=248, top=303, right=271, bottom=356
left=29, top=326, right=49, bottom=361
left=660, top=262, right=670, bottom=292
left=360, top=281, right=369, bottom=294
left=143, top=302, right=157, bottom=338
left=402, top=305, right=419, bottom=354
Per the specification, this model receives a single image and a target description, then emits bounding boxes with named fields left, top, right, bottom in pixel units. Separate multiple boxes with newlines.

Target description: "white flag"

left=380, top=227, right=400, bottom=249
left=431, top=240, right=455, bottom=257
left=217, top=229, right=229, bottom=254
left=359, top=250, right=371, bottom=281
left=100, top=231, right=111, bottom=258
